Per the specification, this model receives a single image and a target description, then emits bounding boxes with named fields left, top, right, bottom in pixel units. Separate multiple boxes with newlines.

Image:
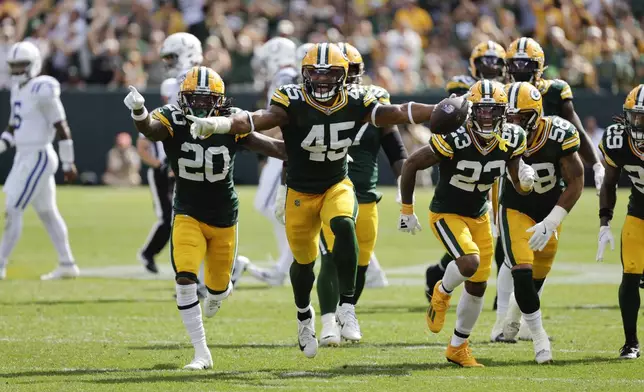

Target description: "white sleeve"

left=160, top=78, right=178, bottom=102
left=36, top=79, right=66, bottom=124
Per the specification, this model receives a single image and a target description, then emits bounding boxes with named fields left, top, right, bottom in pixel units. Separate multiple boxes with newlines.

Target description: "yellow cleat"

left=426, top=280, right=451, bottom=333
left=446, top=340, right=484, bottom=368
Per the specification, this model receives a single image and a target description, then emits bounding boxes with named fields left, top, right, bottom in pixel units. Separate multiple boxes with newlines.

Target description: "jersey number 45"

left=301, top=122, right=355, bottom=162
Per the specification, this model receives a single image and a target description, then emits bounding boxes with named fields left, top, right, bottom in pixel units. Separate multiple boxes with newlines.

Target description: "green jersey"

left=430, top=124, right=527, bottom=218
left=270, top=84, right=378, bottom=194
left=347, top=84, right=391, bottom=203
left=599, top=124, right=644, bottom=220
left=536, top=79, right=573, bottom=117
left=152, top=104, right=248, bottom=227
left=501, top=116, right=580, bottom=222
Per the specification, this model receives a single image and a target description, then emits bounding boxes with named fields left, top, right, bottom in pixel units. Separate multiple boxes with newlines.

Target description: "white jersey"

left=265, top=66, right=299, bottom=108
left=9, top=76, right=66, bottom=153
left=160, top=68, right=191, bottom=107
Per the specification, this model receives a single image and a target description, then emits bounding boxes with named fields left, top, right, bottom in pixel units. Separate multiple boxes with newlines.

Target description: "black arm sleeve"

left=381, top=131, right=408, bottom=164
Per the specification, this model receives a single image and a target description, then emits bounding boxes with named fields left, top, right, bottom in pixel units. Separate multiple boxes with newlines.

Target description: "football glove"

left=593, top=162, right=605, bottom=196
left=596, top=225, right=615, bottom=262
left=398, top=212, right=421, bottom=235
left=186, top=115, right=232, bottom=139
left=123, top=85, right=145, bottom=111
left=518, top=160, right=535, bottom=192
left=274, top=185, right=287, bottom=225
left=526, top=206, right=567, bottom=251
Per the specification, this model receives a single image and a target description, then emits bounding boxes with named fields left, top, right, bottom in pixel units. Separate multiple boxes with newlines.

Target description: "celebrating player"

left=596, top=84, right=644, bottom=359
left=0, top=41, right=79, bottom=281
left=188, top=43, right=442, bottom=359
left=399, top=80, right=534, bottom=367
left=123, top=66, right=286, bottom=370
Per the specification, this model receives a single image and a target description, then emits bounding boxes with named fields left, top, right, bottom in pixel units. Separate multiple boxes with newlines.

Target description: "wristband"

left=131, top=107, right=149, bottom=121
left=599, top=208, right=613, bottom=220
left=245, top=111, right=255, bottom=133
left=407, top=102, right=416, bottom=124
left=401, top=204, right=414, bottom=215
left=545, top=205, right=568, bottom=226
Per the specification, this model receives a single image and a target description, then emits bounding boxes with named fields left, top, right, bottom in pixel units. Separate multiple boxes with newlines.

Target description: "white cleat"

left=203, top=296, right=223, bottom=318
left=490, top=315, right=515, bottom=343
left=336, top=303, right=362, bottom=342
left=365, top=267, right=388, bottom=288
left=183, top=351, right=213, bottom=370
left=230, top=256, right=249, bottom=287
left=247, top=265, right=286, bottom=286
left=517, top=320, right=533, bottom=341
left=319, top=313, right=341, bottom=347
left=297, top=308, right=318, bottom=358
left=533, top=329, right=553, bottom=364
left=502, top=293, right=522, bottom=341
left=41, top=264, right=80, bottom=281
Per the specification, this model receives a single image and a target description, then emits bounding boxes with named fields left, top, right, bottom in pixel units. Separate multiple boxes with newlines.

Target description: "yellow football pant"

left=429, top=211, right=493, bottom=283
left=285, top=178, right=357, bottom=264
left=320, top=201, right=378, bottom=266
left=171, top=214, right=237, bottom=292
left=621, top=215, right=644, bottom=274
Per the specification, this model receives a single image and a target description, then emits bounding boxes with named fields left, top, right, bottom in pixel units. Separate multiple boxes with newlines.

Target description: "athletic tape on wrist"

left=131, top=107, right=149, bottom=121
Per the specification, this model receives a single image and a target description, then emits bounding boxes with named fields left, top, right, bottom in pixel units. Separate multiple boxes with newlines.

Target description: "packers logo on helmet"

left=505, top=82, right=543, bottom=133
left=506, top=37, right=545, bottom=84
left=623, top=84, right=644, bottom=141
left=468, top=80, right=508, bottom=140
left=301, top=43, right=349, bottom=102
left=469, top=40, right=506, bottom=80
left=338, top=42, right=364, bottom=84
left=179, top=66, right=231, bottom=119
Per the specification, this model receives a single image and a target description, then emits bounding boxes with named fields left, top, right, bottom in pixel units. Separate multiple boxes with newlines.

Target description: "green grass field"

left=0, top=186, right=642, bottom=392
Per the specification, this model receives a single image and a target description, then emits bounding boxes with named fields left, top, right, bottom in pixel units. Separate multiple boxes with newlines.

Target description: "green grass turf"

left=0, top=186, right=642, bottom=391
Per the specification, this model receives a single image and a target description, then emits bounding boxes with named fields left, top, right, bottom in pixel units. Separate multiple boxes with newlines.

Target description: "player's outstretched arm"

left=557, top=152, right=585, bottom=212
left=242, top=132, right=287, bottom=161
left=124, top=86, right=170, bottom=142
left=399, top=145, right=441, bottom=205
left=0, top=125, right=16, bottom=155
left=189, top=105, right=289, bottom=138
left=367, top=102, right=436, bottom=127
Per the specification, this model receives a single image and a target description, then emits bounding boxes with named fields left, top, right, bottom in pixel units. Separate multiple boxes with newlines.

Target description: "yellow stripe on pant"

left=171, top=214, right=237, bottom=292
left=285, top=178, right=357, bottom=264
left=321, top=201, right=378, bottom=267
left=621, top=215, right=644, bottom=274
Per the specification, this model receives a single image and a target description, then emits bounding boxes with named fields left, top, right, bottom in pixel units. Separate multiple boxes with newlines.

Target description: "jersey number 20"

left=178, top=142, right=230, bottom=182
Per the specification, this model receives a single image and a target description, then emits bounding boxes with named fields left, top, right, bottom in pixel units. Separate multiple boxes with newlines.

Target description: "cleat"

left=490, top=317, right=516, bottom=343
left=424, top=264, right=444, bottom=302
left=619, top=343, right=640, bottom=359
left=297, top=308, right=318, bottom=358
left=183, top=351, right=213, bottom=370
left=203, top=296, right=223, bottom=318
left=365, top=267, right=388, bottom=288
left=502, top=293, right=522, bottom=341
left=533, top=329, right=553, bottom=364
left=137, top=252, right=158, bottom=274
left=246, top=265, right=286, bottom=286
left=336, top=303, right=362, bottom=342
left=41, top=264, right=80, bottom=280
left=446, top=340, right=484, bottom=368
left=319, top=313, right=341, bottom=347
left=230, top=256, right=249, bottom=287
left=426, top=280, right=451, bottom=333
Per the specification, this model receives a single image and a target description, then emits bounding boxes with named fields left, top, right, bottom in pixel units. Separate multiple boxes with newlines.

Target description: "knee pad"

left=329, top=216, right=355, bottom=238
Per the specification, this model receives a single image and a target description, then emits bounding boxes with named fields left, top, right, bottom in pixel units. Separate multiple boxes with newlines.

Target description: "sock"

left=175, top=283, right=208, bottom=356
left=330, top=217, right=359, bottom=297
left=441, top=261, right=468, bottom=293
left=290, top=261, right=315, bottom=309
left=316, top=251, right=339, bottom=315
left=353, top=265, right=368, bottom=304
left=522, top=309, right=544, bottom=336
left=512, top=269, right=540, bottom=314
left=619, top=273, right=641, bottom=345
left=439, top=252, right=452, bottom=270
left=0, top=207, right=24, bottom=264
left=273, top=220, right=293, bottom=276
left=297, top=304, right=313, bottom=321
left=451, top=289, right=484, bottom=346
left=496, top=263, right=513, bottom=320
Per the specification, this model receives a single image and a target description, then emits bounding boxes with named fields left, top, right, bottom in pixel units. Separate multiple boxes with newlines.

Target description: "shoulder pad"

left=271, top=84, right=303, bottom=108
left=551, top=79, right=573, bottom=100
left=430, top=133, right=455, bottom=158
left=30, top=76, right=61, bottom=98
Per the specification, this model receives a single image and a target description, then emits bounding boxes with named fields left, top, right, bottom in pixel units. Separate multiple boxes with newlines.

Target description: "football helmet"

left=623, top=84, right=644, bottom=141
left=257, top=37, right=297, bottom=80
left=469, top=40, right=506, bottom=81
left=506, top=37, right=545, bottom=84
left=301, top=43, right=349, bottom=102
left=179, top=66, right=231, bottom=119
left=337, top=42, right=364, bottom=84
left=7, top=41, right=42, bottom=85
left=160, top=33, right=203, bottom=78
left=468, top=80, right=508, bottom=140
left=505, top=82, right=543, bottom=133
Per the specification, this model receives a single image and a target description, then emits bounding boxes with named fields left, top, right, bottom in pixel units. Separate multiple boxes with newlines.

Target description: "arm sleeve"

left=381, top=130, right=408, bottom=164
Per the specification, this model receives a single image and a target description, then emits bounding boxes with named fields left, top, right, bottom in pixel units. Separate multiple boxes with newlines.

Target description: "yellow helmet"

left=468, top=79, right=508, bottom=140
left=623, top=84, right=644, bottom=141
left=179, top=66, right=230, bottom=118
left=337, top=42, right=364, bottom=84
left=301, top=43, right=349, bottom=102
left=505, top=82, right=543, bottom=133
left=469, top=40, right=506, bottom=80
left=506, top=37, right=545, bottom=83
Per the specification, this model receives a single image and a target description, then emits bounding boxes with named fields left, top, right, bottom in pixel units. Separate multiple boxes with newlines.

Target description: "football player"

left=492, top=82, right=584, bottom=363
left=596, top=84, right=644, bottom=359
left=316, top=43, right=408, bottom=346
left=0, top=41, right=79, bottom=281
left=399, top=80, right=535, bottom=367
left=188, top=43, right=441, bottom=358
left=123, top=66, right=286, bottom=370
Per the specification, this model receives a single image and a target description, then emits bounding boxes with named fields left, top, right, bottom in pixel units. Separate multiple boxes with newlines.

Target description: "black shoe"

left=138, top=252, right=158, bottom=274
left=425, top=264, right=445, bottom=303
left=619, top=342, right=640, bottom=359
left=639, top=275, right=644, bottom=289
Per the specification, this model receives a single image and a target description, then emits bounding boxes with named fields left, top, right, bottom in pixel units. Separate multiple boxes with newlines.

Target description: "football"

left=428, top=95, right=470, bottom=134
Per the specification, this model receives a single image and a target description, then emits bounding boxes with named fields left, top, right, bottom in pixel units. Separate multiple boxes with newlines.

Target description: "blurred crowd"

left=0, top=0, right=642, bottom=94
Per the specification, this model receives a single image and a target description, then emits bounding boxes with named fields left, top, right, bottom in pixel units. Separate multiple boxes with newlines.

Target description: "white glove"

left=398, top=213, right=422, bottom=235
left=274, top=185, right=287, bottom=225
left=596, top=225, right=615, bottom=262
left=186, top=115, right=232, bottom=139
left=526, top=205, right=567, bottom=251
left=518, top=160, right=535, bottom=192
left=123, top=85, right=145, bottom=110
left=593, top=162, right=605, bottom=196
